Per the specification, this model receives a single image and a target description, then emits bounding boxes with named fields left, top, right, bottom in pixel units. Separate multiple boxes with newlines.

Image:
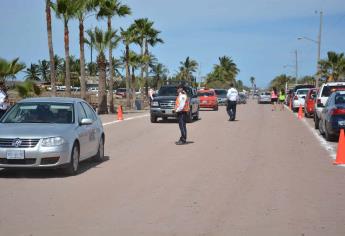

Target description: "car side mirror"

left=80, top=118, right=93, bottom=125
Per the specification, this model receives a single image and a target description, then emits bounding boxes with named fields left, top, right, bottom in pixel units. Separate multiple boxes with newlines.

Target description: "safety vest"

left=175, top=94, right=190, bottom=112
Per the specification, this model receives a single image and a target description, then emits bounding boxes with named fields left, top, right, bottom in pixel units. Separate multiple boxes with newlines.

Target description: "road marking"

left=103, top=114, right=149, bottom=126
left=284, top=105, right=337, bottom=161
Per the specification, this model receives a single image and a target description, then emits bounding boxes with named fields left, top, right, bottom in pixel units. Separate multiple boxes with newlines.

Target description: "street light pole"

left=295, top=49, right=298, bottom=82
left=316, top=10, right=323, bottom=88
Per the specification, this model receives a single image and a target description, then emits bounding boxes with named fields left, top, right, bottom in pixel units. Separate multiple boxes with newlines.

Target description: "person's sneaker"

left=175, top=140, right=186, bottom=145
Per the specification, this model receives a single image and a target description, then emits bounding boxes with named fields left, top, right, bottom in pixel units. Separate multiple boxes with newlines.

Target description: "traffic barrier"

left=298, top=104, right=303, bottom=119
left=289, top=98, right=292, bottom=110
left=334, top=129, right=345, bottom=165
left=117, top=105, right=123, bottom=121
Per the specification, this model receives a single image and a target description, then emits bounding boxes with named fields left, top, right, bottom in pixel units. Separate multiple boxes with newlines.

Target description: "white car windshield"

left=1, top=102, right=74, bottom=124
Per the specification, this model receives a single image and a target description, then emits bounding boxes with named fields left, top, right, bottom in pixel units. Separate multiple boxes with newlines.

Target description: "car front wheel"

left=93, top=136, right=104, bottom=162
left=314, top=114, right=319, bottom=129
left=150, top=115, right=157, bottom=123
left=64, top=143, right=79, bottom=176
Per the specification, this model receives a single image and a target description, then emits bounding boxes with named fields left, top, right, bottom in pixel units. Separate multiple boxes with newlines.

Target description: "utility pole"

left=316, top=10, right=323, bottom=88
left=295, top=49, right=298, bottom=82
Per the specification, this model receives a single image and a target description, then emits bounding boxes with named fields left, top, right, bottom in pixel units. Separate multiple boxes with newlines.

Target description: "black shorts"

left=271, top=98, right=278, bottom=103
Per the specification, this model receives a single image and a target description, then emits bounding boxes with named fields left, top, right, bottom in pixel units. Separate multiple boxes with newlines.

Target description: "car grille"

left=160, top=102, right=175, bottom=109
left=0, top=138, right=40, bottom=148
left=0, top=158, right=36, bottom=165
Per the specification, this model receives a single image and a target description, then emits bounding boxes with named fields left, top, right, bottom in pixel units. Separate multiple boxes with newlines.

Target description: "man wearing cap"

left=174, top=84, right=190, bottom=145
left=0, top=82, right=9, bottom=118
left=227, top=82, right=239, bottom=121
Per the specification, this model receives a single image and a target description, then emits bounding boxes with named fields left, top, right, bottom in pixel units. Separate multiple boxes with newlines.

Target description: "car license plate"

left=6, top=150, right=25, bottom=159
left=338, top=120, right=345, bottom=127
left=202, top=101, right=207, bottom=104
left=165, top=109, right=173, bottom=114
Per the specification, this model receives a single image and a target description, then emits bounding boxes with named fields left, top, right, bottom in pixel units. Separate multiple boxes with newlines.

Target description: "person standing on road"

left=226, top=82, right=239, bottom=121
left=174, top=84, right=190, bottom=145
left=278, top=89, right=286, bottom=111
left=0, top=82, right=9, bottom=118
left=271, top=87, right=278, bottom=111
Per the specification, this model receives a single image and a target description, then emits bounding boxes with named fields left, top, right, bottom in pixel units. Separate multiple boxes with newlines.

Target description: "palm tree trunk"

left=64, top=19, right=71, bottom=96
left=45, top=0, right=56, bottom=96
left=125, top=45, right=131, bottom=109
left=108, top=17, right=115, bottom=113
left=79, top=17, right=86, bottom=100
left=144, top=41, right=149, bottom=97
left=131, top=66, right=136, bottom=109
left=140, top=39, right=144, bottom=82
left=97, top=54, right=108, bottom=114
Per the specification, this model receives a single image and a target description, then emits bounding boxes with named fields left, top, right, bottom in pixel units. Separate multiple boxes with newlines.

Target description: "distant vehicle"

left=150, top=85, right=199, bottom=123
left=292, top=88, right=309, bottom=112
left=257, top=92, right=271, bottom=104
left=293, top=84, right=315, bottom=93
left=88, top=87, right=98, bottom=93
left=214, top=89, right=228, bottom=105
left=116, top=88, right=127, bottom=98
left=314, top=82, right=345, bottom=129
left=304, top=88, right=317, bottom=118
left=197, top=89, right=218, bottom=110
left=238, top=93, right=247, bottom=104
left=0, top=97, right=105, bottom=175
left=319, top=91, right=345, bottom=141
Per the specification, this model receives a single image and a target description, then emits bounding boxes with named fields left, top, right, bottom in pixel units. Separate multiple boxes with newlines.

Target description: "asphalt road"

left=1, top=100, right=345, bottom=236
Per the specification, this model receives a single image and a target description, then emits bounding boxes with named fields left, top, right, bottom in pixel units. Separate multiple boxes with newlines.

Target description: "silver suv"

left=314, top=82, right=345, bottom=129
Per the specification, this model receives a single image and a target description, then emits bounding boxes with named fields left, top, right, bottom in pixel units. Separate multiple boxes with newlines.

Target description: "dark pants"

left=227, top=101, right=237, bottom=121
left=0, top=109, right=6, bottom=119
left=177, top=112, right=187, bottom=142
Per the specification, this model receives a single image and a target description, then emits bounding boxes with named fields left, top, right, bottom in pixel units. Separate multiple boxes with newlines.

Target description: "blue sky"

left=1, top=0, right=345, bottom=88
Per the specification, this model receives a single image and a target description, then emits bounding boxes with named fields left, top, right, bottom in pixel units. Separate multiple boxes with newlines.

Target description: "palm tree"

left=38, top=60, right=50, bottom=82
left=24, top=64, right=41, bottom=81
left=120, top=27, right=137, bottom=108
left=150, top=63, right=168, bottom=89
left=0, top=58, right=26, bottom=85
left=126, top=50, right=140, bottom=108
left=269, top=74, right=293, bottom=90
left=45, top=0, right=56, bottom=96
left=206, top=56, right=239, bottom=87
left=97, top=0, right=131, bottom=113
left=90, top=27, right=116, bottom=114
left=319, top=51, right=345, bottom=82
left=178, top=57, right=198, bottom=83
left=250, top=76, right=255, bottom=95
left=52, top=0, right=80, bottom=96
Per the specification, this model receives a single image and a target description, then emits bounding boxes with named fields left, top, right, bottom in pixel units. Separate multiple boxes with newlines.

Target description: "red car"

left=304, top=88, right=317, bottom=118
left=197, top=89, right=218, bottom=110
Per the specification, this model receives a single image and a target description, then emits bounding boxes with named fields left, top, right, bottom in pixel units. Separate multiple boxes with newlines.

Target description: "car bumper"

left=0, top=143, right=70, bottom=168
left=217, top=99, right=227, bottom=105
left=150, top=107, right=177, bottom=117
left=293, top=100, right=305, bottom=108
left=200, top=102, right=217, bottom=108
left=258, top=98, right=271, bottom=103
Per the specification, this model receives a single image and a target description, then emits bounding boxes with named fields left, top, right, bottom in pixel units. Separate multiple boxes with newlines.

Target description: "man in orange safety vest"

left=174, top=84, right=190, bottom=145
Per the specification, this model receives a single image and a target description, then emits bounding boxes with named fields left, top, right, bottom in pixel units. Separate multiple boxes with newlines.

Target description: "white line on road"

left=285, top=105, right=337, bottom=161
left=103, top=114, right=149, bottom=126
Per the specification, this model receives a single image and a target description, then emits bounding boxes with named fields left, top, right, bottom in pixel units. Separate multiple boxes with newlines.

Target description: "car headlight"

left=151, top=101, right=159, bottom=106
left=41, top=137, right=65, bottom=147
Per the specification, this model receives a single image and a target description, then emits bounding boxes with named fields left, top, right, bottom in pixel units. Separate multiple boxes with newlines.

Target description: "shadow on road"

left=0, top=156, right=110, bottom=179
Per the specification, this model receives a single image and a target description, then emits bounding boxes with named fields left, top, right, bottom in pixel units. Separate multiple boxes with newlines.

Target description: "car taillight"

left=330, top=108, right=345, bottom=115
left=294, top=96, right=298, bottom=100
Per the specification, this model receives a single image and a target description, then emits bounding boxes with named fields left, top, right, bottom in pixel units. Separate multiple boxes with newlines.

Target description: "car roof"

left=18, top=97, right=85, bottom=104
left=323, top=82, right=345, bottom=86
left=198, top=89, right=215, bottom=92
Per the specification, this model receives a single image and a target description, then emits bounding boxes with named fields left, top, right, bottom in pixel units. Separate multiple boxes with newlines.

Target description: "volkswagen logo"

left=12, top=138, right=22, bottom=148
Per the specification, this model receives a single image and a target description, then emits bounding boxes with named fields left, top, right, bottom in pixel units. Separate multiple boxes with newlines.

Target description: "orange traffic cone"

left=334, top=129, right=345, bottom=165
left=117, top=105, right=123, bottom=121
left=298, top=105, right=303, bottom=119
left=289, top=99, right=292, bottom=110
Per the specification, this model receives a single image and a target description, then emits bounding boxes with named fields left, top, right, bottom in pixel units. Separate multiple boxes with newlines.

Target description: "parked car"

left=304, top=88, right=317, bottom=118
left=198, top=89, right=218, bottom=110
left=0, top=97, right=105, bottom=175
left=318, top=91, right=345, bottom=141
left=214, top=89, right=228, bottom=105
left=238, top=93, right=247, bottom=104
left=150, top=85, right=199, bottom=123
left=291, top=88, right=309, bottom=112
left=257, top=92, right=271, bottom=104
left=314, top=82, right=345, bottom=129
left=116, top=88, right=127, bottom=98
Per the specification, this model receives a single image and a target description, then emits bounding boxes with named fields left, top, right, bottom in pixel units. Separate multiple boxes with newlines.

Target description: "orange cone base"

left=117, top=105, right=123, bottom=121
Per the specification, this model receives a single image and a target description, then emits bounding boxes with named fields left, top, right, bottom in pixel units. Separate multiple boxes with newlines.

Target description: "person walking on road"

left=227, top=82, right=239, bottom=121
left=174, top=84, right=190, bottom=145
left=271, top=87, right=278, bottom=111
left=0, top=82, right=9, bottom=118
left=278, top=89, right=286, bottom=111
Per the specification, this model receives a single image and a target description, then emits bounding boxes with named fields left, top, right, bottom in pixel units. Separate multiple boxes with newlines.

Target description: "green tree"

left=150, top=63, right=168, bottom=89
left=38, top=60, right=50, bottom=82
left=178, top=56, right=198, bottom=84
left=52, top=0, right=81, bottom=96
left=0, top=58, right=26, bottom=83
left=97, top=0, right=131, bottom=112
left=318, top=51, right=345, bottom=82
left=24, top=64, right=41, bottom=81
left=269, top=74, right=293, bottom=90
left=90, top=27, right=116, bottom=114
left=45, top=0, right=56, bottom=95
left=298, top=75, right=315, bottom=85
left=16, top=81, right=42, bottom=98
left=206, top=56, right=239, bottom=87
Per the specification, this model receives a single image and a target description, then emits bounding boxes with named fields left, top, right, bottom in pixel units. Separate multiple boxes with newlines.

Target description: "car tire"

left=93, top=136, right=104, bottom=162
left=64, top=143, right=80, bottom=176
left=304, top=110, right=309, bottom=118
left=186, top=110, right=193, bottom=123
left=214, top=106, right=218, bottom=111
left=193, top=109, right=199, bottom=121
left=150, top=115, right=157, bottom=123
left=324, top=123, right=336, bottom=141
left=319, top=119, right=325, bottom=135
left=314, top=114, right=319, bottom=129
left=162, top=117, right=168, bottom=121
